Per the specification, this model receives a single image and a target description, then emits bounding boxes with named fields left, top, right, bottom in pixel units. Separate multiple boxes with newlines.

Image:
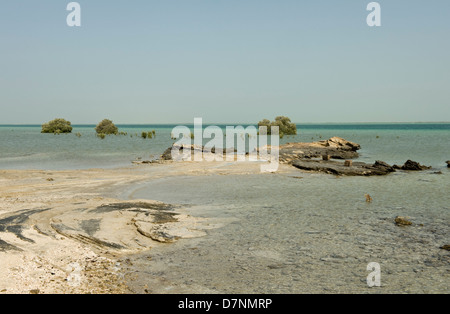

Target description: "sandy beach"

left=0, top=161, right=293, bottom=294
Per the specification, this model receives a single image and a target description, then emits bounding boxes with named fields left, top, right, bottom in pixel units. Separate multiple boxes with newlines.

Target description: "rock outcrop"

left=394, top=216, right=413, bottom=226
left=393, top=160, right=432, bottom=171
left=158, top=139, right=435, bottom=178
left=160, top=145, right=236, bottom=161
left=291, top=160, right=396, bottom=176
left=278, top=137, right=361, bottom=162
left=446, top=161, right=450, bottom=168
left=161, top=137, right=361, bottom=162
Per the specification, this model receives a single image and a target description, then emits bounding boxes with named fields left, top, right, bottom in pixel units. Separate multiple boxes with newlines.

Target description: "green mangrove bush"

left=95, top=119, right=118, bottom=135
left=258, top=116, right=297, bottom=137
left=41, top=118, right=73, bottom=134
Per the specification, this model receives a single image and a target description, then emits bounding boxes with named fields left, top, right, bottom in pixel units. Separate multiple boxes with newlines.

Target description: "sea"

left=0, top=123, right=449, bottom=170
left=1, top=123, right=449, bottom=293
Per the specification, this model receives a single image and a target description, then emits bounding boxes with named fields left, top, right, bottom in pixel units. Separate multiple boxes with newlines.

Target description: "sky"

left=0, top=0, right=449, bottom=124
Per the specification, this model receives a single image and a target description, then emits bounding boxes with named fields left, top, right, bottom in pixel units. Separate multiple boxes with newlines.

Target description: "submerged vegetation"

left=41, top=118, right=73, bottom=134
left=141, top=130, right=156, bottom=139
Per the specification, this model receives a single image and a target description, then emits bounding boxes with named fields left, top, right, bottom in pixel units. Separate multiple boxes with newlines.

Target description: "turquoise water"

left=0, top=123, right=449, bottom=170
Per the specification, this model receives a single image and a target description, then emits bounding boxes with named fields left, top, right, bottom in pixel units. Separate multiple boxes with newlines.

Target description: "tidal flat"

left=0, top=159, right=448, bottom=294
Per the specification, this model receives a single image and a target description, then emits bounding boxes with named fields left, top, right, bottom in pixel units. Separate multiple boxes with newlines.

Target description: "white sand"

left=0, top=161, right=290, bottom=294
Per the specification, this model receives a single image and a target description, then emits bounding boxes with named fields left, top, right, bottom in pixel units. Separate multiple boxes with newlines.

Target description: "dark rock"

left=446, top=161, right=450, bottom=168
left=161, top=146, right=174, bottom=161
left=440, top=245, right=450, bottom=251
left=132, top=160, right=161, bottom=165
left=394, top=216, right=412, bottom=226
left=92, top=202, right=174, bottom=213
left=291, top=160, right=396, bottom=176
left=401, top=160, right=431, bottom=171
left=161, top=144, right=236, bottom=161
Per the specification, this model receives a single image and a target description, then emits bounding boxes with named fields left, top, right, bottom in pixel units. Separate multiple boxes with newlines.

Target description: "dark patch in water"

left=91, top=202, right=174, bottom=213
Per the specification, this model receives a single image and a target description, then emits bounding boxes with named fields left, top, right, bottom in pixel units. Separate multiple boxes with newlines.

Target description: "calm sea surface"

left=1, top=123, right=449, bottom=170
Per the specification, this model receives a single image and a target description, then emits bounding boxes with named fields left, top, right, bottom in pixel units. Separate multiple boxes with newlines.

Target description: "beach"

left=0, top=156, right=448, bottom=294
left=0, top=161, right=291, bottom=293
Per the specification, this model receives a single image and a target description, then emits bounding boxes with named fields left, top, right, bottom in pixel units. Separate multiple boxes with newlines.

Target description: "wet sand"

left=0, top=161, right=291, bottom=294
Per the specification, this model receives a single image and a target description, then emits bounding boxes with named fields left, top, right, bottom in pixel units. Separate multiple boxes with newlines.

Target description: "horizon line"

left=1, top=121, right=450, bottom=126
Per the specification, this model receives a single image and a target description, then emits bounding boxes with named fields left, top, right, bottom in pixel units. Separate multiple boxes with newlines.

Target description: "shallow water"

left=126, top=167, right=449, bottom=293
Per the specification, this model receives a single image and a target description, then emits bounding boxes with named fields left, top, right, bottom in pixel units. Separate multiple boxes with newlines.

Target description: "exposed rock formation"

left=161, top=145, right=237, bottom=161
left=291, top=160, right=396, bottom=176
left=161, top=137, right=361, bottom=162
left=278, top=137, right=361, bottom=162
left=394, top=216, right=413, bottom=226
left=158, top=139, right=435, bottom=178
left=393, top=160, right=432, bottom=171
left=446, top=161, right=450, bottom=168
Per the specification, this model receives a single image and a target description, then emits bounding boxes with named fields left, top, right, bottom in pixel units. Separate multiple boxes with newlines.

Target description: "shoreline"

left=0, top=161, right=293, bottom=294
left=0, top=158, right=448, bottom=294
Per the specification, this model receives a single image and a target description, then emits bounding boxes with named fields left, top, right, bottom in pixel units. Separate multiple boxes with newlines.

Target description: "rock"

left=291, top=160, right=396, bottom=176
left=161, top=146, right=174, bottom=161
left=394, top=216, right=412, bottom=226
left=320, top=137, right=361, bottom=151
left=400, top=160, right=431, bottom=171
left=439, top=245, right=450, bottom=251
left=446, top=161, right=450, bottom=168
left=278, top=137, right=361, bottom=162
left=161, top=137, right=362, bottom=162
left=161, top=144, right=236, bottom=161
left=344, top=160, right=353, bottom=167
left=132, top=160, right=160, bottom=165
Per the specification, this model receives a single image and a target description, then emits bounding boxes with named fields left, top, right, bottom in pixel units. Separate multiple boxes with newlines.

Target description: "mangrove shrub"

left=41, top=118, right=73, bottom=134
left=258, top=116, right=297, bottom=137
left=95, top=119, right=118, bottom=135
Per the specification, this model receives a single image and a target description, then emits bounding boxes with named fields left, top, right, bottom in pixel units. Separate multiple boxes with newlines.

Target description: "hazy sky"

left=1, top=0, right=449, bottom=124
